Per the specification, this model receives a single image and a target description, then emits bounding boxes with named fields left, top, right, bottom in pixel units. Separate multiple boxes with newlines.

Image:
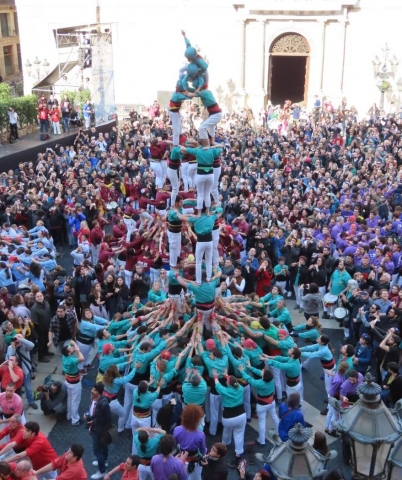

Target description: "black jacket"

left=201, top=456, right=228, bottom=480
left=89, top=396, right=112, bottom=435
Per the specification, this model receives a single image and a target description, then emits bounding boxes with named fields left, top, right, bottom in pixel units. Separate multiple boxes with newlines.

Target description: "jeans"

left=40, top=120, right=48, bottom=133
left=91, top=434, right=108, bottom=473
left=24, top=372, right=34, bottom=404
left=9, top=123, right=18, bottom=139
left=62, top=116, right=70, bottom=133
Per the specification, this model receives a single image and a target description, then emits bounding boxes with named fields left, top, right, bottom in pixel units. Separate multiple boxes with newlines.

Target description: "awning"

left=32, top=61, right=78, bottom=91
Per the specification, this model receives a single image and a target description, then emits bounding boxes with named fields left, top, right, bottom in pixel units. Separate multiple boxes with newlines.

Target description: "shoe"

left=38, top=358, right=50, bottom=363
left=79, top=369, right=88, bottom=375
left=92, top=462, right=108, bottom=467
left=287, top=291, right=292, bottom=298
left=320, top=375, right=325, bottom=381
left=91, top=472, right=105, bottom=479
left=45, top=352, right=55, bottom=356
left=320, top=408, right=328, bottom=415
left=299, top=309, right=303, bottom=313
left=72, top=419, right=83, bottom=426
left=322, top=312, right=329, bottom=319
left=293, top=305, right=300, bottom=310
left=29, top=403, right=38, bottom=410
left=327, top=430, right=340, bottom=438
left=84, top=364, right=96, bottom=370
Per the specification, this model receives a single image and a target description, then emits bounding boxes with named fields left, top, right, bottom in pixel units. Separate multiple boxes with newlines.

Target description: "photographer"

left=7, top=334, right=37, bottom=409
left=40, top=380, right=67, bottom=416
left=7, top=107, right=18, bottom=142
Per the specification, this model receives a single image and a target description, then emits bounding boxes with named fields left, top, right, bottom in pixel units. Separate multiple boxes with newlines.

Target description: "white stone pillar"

left=247, top=19, right=266, bottom=118
left=331, top=19, right=347, bottom=107
left=233, top=18, right=246, bottom=110
left=318, top=20, right=326, bottom=94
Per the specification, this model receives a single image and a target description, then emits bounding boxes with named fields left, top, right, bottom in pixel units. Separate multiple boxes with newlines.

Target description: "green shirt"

left=133, top=340, right=167, bottom=374
left=62, top=355, right=79, bottom=375
left=108, top=319, right=131, bottom=336
left=188, top=279, right=219, bottom=304
left=277, top=336, right=296, bottom=356
left=182, top=379, right=207, bottom=405
left=268, top=356, right=301, bottom=379
left=133, top=389, right=159, bottom=409
left=293, top=324, right=320, bottom=342
left=270, top=307, right=292, bottom=325
left=241, top=371, right=275, bottom=397
left=99, top=353, right=128, bottom=373
left=185, top=147, right=221, bottom=169
left=134, top=432, right=163, bottom=458
left=188, top=213, right=217, bottom=235
left=201, top=351, right=228, bottom=378
left=215, top=383, right=244, bottom=408
left=243, top=345, right=263, bottom=367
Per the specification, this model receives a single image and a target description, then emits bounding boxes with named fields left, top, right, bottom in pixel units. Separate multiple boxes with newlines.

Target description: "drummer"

left=324, top=260, right=351, bottom=319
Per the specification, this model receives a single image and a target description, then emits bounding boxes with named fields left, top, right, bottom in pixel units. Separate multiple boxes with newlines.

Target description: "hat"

left=243, top=338, right=257, bottom=349
left=102, top=343, right=113, bottom=355
left=161, top=350, right=171, bottom=360
left=126, top=197, right=134, bottom=203
left=205, top=339, right=216, bottom=350
left=93, top=383, right=104, bottom=395
left=250, top=321, right=262, bottom=330
left=360, top=290, right=369, bottom=297
left=8, top=256, right=18, bottom=262
left=361, top=333, right=370, bottom=341
left=349, top=215, right=356, bottom=222
left=141, top=188, right=148, bottom=194
left=278, top=329, right=289, bottom=337
left=187, top=254, right=195, bottom=262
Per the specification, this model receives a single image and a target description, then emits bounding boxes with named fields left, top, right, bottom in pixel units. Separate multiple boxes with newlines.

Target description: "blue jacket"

left=278, top=403, right=306, bottom=441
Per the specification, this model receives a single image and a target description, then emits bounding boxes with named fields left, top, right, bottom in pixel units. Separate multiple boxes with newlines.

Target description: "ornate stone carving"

left=271, top=34, right=309, bottom=54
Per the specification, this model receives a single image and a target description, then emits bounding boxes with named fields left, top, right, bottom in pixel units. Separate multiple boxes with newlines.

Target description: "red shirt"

left=0, top=365, right=24, bottom=391
left=0, top=423, right=23, bottom=443
left=12, top=431, right=57, bottom=469
left=52, top=453, right=87, bottom=480
left=119, top=463, right=138, bottom=480
left=0, top=392, right=23, bottom=415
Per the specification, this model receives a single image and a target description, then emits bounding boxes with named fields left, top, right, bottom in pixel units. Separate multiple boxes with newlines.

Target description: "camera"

left=42, top=386, right=49, bottom=393
left=10, top=337, right=18, bottom=343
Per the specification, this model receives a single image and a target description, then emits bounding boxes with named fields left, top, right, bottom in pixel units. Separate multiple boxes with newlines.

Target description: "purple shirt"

left=329, top=373, right=346, bottom=397
left=150, top=455, right=188, bottom=480
left=340, top=373, right=363, bottom=397
left=173, top=426, right=207, bottom=454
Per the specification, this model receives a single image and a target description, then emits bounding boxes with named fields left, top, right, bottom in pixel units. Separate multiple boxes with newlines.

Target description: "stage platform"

left=0, top=121, right=116, bottom=172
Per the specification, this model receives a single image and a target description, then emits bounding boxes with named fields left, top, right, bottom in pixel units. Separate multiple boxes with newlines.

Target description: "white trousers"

left=131, top=413, right=151, bottom=454
left=198, top=307, right=214, bottom=332
left=209, top=393, right=222, bottom=436
left=198, top=112, right=223, bottom=140
left=150, top=161, right=164, bottom=189
left=286, top=381, right=304, bottom=406
left=324, top=368, right=335, bottom=395
left=160, top=160, right=167, bottom=186
left=212, top=229, right=220, bottom=267
left=294, top=285, right=303, bottom=308
left=91, top=244, right=100, bottom=265
left=139, top=212, right=154, bottom=231
left=151, top=398, right=162, bottom=427
left=325, top=404, right=339, bottom=431
left=124, top=383, right=138, bottom=429
left=188, top=163, right=197, bottom=189
left=75, top=341, right=93, bottom=370
left=319, top=286, right=327, bottom=311
left=167, top=167, right=180, bottom=206
left=181, top=162, right=189, bottom=191
left=212, top=166, right=221, bottom=204
left=123, top=217, right=136, bottom=242
left=52, top=121, right=61, bottom=134
left=124, top=269, right=133, bottom=288
left=196, top=241, right=212, bottom=284
left=243, top=384, right=251, bottom=420
left=272, top=367, right=285, bottom=399
left=196, top=173, right=214, bottom=209
left=110, top=398, right=126, bottom=432
left=65, top=380, right=82, bottom=424
left=167, top=231, right=181, bottom=267
left=169, top=110, right=181, bottom=145
left=276, top=281, right=287, bottom=294
left=256, top=402, right=279, bottom=444
left=222, top=412, right=247, bottom=455
left=169, top=293, right=183, bottom=314
left=186, top=463, right=202, bottom=480
left=138, top=465, right=154, bottom=480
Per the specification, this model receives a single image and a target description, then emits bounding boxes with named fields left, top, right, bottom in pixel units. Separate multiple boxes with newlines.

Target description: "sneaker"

left=45, top=352, right=55, bottom=356
left=320, top=408, right=328, bottom=415
left=72, top=419, right=83, bottom=426
left=326, top=430, right=340, bottom=438
left=322, top=312, right=329, bottom=319
left=84, top=364, right=96, bottom=370
left=79, top=369, right=88, bottom=375
left=29, top=403, right=38, bottom=410
left=38, top=358, right=50, bottom=363
left=91, top=472, right=105, bottom=479
left=293, top=305, right=300, bottom=310
left=287, top=291, right=292, bottom=298
left=92, top=462, right=108, bottom=467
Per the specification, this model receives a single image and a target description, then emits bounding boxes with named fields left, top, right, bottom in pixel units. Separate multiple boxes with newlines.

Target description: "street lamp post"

left=387, top=437, right=402, bottom=480
left=24, top=57, right=50, bottom=82
left=267, top=423, right=336, bottom=479
left=330, top=373, right=402, bottom=479
left=372, top=44, right=399, bottom=110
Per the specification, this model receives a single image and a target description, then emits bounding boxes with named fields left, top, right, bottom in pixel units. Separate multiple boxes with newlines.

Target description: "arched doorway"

left=268, top=33, right=310, bottom=106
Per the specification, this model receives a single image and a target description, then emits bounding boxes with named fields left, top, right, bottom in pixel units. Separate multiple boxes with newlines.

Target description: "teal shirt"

left=184, top=36, right=208, bottom=73
left=96, top=337, right=127, bottom=355
left=104, top=368, right=136, bottom=394
left=330, top=269, right=352, bottom=295
left=293, top=325, right=320, bottom=342
left=133, top=340, right=167, bottom=374
left=108, top=319, right=131, bottom=336
left=274, top=264, right=289, bottom=276
left=189, top=213, right=217, bottom=235
left=242, top=345, right=263, bottom=367
left=215, top=383, right=244, bottom=408
left=197, top=89, right=218, bottom=108
left=148, top=289, right=167, bottom=303
left=168, top=208, right=182, bottom=223
left=241, top=371, right=275, bottom=397
left=171, top=91, right=191, bottom=103
left=277, top=336, right=296, bottom=356
left=201, top=351, right=228, bottom=378
left=149, top=363, right=177, bottom=389
left=188, top=279, right=219, bottom=304
left=225, top=346, right=249, bottom=377
left=169, top=268, right=183, bottom=289
left=62, top=355, right=79, bottom=375
left=170, top=146, right=183, bottom=161
left=270, top=307, right=292, bottom=325
left=134, top=432, right=163, bottom=458
left=185, top=147, right=221, bottom=169
left=300, top=344, right=333, bottom=362
left=133, top=389, right=159, bottom=409
left=261, top=293, right=284, bottom=309
left=182, top=378, right=207, bottom=405
left=267, top=356, right=301, bottom=378
left=99, top=353, right=128, bottom=373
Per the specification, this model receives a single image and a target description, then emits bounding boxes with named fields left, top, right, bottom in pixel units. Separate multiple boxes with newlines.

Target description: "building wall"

left=0, top=1, right=21, bottom=81
left=15, top=0, right=402, bottom=116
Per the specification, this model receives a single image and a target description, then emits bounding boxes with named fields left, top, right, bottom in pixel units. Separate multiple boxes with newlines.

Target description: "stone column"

left=331, top=19, right=347, bottom=106
left=247, top=19, right=266, bottom=119
left=317, top=19, right=326, bottom=94
left=233, top=18, right=246, bottom=110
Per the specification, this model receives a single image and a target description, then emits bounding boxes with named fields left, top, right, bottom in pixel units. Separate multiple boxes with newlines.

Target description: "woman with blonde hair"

left=291, top=316, right=322, bottom=343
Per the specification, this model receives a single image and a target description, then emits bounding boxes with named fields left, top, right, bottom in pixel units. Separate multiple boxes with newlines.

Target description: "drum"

left=323, top=293, right=338, bottom=307
left=106, top=201, right=118, bottom=211
left=333, top=307, right=348, bottom=321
